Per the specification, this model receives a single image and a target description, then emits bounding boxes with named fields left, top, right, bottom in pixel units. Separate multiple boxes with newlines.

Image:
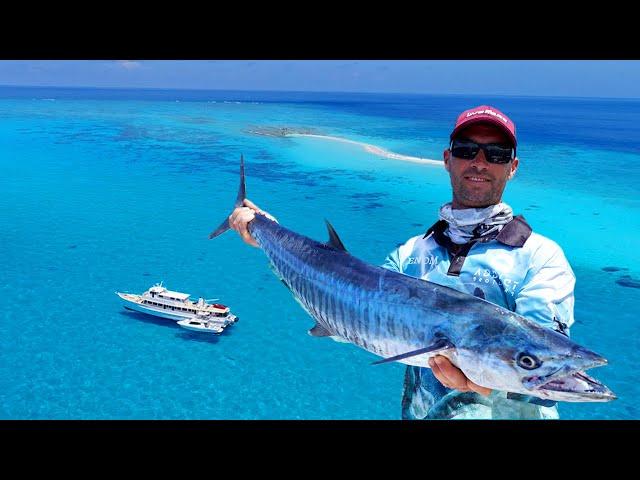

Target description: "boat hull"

left=120, top=297, right=192, bottom=321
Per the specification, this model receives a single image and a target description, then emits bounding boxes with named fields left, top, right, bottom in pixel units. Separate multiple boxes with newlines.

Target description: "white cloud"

left=116, top=60, right=142, bottom=70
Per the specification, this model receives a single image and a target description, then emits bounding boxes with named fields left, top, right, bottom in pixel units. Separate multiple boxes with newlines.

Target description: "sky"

left=1, top=60, right=640, bottom=98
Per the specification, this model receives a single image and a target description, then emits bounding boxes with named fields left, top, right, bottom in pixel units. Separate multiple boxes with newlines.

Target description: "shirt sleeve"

left=381, top=246, right=403, bottom=273
left=515, top=244, right=576, bottom=336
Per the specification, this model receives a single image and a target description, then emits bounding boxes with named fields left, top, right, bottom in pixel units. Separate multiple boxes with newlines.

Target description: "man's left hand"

left=428, top=355, right=492, bottom=396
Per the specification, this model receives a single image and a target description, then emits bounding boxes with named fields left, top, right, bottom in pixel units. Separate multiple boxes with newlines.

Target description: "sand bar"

left=288, top=133, right=442, bottom=166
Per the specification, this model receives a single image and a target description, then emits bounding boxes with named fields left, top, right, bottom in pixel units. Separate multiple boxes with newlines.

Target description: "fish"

left=209, top=155, right=616, bottom=403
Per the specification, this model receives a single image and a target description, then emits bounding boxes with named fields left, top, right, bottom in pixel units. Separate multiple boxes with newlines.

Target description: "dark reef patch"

left=348, top=192, right=388, bottom=201
left=616, top=278, right=640, bottom=289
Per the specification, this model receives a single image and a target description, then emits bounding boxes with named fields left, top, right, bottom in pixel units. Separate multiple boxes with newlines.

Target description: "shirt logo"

left=406, top=255, right=439, bottom=266
left=472, top=267, right=519, bottom=295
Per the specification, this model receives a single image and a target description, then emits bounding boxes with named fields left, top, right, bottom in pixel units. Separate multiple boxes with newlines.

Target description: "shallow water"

left=1, top=87, right=638, bottom=419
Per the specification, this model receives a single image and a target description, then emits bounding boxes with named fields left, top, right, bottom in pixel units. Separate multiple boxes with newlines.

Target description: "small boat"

left=177, top=318, right=224, bottom=334
left=116, top=283, right=237, bottom=323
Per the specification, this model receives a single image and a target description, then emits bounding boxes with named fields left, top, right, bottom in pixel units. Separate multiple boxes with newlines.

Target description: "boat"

left=116, top=283, right=237, bottom=323
left=191, top=309, right=237, bottom=327
left=177, top=317, right=225, bottom=334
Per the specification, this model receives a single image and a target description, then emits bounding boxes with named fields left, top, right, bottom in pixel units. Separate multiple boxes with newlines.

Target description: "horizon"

left=2, top=61, right=640, bottom=99
left=2, top=83, right=640, bottom=102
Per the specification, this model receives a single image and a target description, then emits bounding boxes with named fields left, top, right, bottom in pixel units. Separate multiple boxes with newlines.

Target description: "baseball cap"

left=450, top=105, right=517, bottom=149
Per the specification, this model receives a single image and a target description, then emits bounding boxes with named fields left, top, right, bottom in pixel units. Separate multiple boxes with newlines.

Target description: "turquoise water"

left=1, top=87, right=638, bottom=419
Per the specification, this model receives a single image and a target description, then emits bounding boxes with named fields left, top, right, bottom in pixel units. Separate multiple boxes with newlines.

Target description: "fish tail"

left=208, top=154, right=247, bottom=239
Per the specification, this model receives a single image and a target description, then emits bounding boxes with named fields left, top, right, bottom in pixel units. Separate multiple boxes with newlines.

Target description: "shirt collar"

left=424, top=215, right=531, bottom=248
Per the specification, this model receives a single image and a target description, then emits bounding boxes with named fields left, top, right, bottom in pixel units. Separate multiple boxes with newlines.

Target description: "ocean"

left=1, top=86, right=638, bottom=419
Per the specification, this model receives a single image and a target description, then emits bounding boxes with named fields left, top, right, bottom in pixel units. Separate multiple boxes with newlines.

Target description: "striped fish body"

left=249, top=213, right=489, bottom=368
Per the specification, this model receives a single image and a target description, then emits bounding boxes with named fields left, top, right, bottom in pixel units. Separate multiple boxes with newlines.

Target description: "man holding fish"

left=222, top=105, right=609, bottom=419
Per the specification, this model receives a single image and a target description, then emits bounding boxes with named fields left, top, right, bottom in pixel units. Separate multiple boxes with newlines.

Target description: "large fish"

left=209, top=156, right=616, bottom=403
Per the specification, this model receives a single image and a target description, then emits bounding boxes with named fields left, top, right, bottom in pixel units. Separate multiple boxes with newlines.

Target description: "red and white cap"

left=450, top=105, right=517, bottom=148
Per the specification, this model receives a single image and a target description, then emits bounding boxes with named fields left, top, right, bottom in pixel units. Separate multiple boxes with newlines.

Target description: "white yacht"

left=116, top=283, right=238, bottom=323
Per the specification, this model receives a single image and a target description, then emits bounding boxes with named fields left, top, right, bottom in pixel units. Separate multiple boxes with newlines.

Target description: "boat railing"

left=124, top=291, right=231, bottom=314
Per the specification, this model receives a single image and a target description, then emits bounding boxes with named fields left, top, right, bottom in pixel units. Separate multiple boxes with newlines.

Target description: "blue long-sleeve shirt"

left=381, top=216, right=575, bottom=419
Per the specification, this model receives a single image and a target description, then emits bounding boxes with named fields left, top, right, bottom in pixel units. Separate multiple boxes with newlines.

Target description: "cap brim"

left=450, top=117, right=517, bottom=147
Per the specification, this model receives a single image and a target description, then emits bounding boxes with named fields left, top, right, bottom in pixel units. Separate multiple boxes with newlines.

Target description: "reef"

left=246, top=126, right=321, bottom=137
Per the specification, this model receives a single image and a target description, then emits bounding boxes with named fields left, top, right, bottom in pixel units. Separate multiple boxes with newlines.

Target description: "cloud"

left=116, top=60, right=142, bottom=70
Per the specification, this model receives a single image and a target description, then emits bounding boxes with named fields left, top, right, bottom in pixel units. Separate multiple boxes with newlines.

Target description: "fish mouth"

left=530, top=370, right=616, bottom=402
left=522, top=352, right=615, bottom=402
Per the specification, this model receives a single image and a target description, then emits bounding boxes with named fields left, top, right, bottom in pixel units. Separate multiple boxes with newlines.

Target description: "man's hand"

left=428, top=355, right=492, bottom=396
left=228, top=198, right=277, bottom=247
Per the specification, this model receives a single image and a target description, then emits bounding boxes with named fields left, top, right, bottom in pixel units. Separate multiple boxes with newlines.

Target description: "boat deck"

left=117, top=292, right=229, bottom=314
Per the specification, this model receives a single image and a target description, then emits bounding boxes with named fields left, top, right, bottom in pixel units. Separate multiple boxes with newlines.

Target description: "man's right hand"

left=228, top=198, right=277, bottom=248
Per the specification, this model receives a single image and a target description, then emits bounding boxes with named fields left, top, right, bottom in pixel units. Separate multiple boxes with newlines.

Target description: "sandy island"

left=247, top=126, right=442, bottom=166
left=288, top=133, right=442, bottom=166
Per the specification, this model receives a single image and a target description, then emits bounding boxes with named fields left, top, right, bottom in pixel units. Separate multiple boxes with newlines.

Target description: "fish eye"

left=516, top=353, right=542, bottom=370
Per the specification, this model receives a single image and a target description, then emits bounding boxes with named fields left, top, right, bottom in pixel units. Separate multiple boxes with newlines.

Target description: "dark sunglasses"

left=450, top=138, right=515, bottom=164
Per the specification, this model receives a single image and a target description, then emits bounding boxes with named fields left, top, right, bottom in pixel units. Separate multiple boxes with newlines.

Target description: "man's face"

left=443, top=124, right=519, bottom=209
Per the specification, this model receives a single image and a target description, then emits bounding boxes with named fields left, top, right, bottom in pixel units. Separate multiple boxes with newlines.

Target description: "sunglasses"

left=450, top=138, right=515, bottom=164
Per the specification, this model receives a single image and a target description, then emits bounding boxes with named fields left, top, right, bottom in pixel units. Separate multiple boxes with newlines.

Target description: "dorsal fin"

left=325, top=219, right=347, bottom=251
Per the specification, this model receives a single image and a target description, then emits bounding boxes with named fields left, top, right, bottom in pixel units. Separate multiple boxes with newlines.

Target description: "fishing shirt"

left=381, top=215, right=576, bottom=420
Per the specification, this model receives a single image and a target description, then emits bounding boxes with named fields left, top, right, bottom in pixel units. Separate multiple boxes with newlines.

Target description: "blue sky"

left=1, top=60, right=639, bottom=98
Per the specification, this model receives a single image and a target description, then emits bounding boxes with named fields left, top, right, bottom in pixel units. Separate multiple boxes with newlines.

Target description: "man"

left=229, top=105, right=575, bottom=419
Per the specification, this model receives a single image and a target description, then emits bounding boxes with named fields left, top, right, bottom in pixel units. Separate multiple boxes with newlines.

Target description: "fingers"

left=429, top=356, right=470, bottom=392
left=428, top=356, right=493, bottom=396
left=243, top=198, right=278, bottom=223
left=228, top=207, right=258, bottom=247
left=228, top=198, right=277, bottom=247
left=242, top=198, right=262, bottom=212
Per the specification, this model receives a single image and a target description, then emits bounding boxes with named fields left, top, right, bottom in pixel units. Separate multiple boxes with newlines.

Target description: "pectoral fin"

left=372, top=338, right=454, bottom=365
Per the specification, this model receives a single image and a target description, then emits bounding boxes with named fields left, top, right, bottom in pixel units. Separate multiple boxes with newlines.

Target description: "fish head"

left=455, top=318, right=616, bottom=402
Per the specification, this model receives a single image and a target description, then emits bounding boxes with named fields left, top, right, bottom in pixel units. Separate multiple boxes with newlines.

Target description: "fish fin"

left=473, top=287, right=485, bottom=300
left=307, top=322, right=349, bottom=343
left=506, top=392, right=557, bottom=407
left=209, top=154, right=247, bottom=239
left=324, top=219, right=347, bottom=252
left=372, top=338, right=454, bottom=365
left=308, top=323, right=332, bottom=337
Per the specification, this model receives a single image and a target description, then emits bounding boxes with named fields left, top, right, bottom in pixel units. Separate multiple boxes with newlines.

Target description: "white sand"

left=287, top=133, right=442, bottom=166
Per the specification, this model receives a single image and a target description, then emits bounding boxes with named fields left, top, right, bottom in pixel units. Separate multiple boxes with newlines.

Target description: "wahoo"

left=209, top=155, right=616, bottom=403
